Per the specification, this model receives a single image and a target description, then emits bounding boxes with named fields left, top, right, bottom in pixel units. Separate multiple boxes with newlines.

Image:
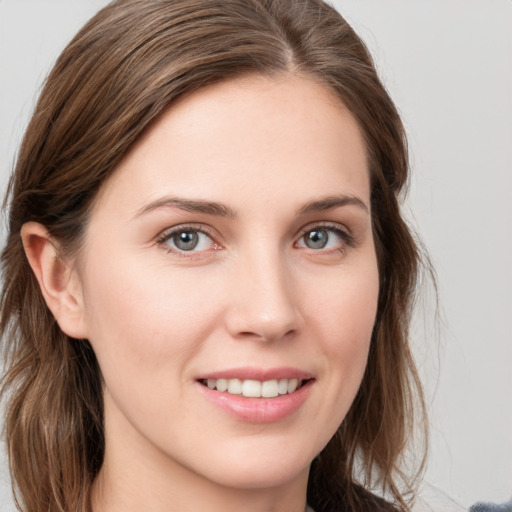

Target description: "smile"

left=200, top=378, right=307, bottom=398
left=196, top=371, right=314, bottom=423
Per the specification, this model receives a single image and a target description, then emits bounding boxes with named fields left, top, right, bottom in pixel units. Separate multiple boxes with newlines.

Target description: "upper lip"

left=196, top=367, right=314, bottom=382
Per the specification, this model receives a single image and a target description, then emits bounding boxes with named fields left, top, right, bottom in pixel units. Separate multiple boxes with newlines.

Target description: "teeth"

left=261, top=380, right=279, bottom=398
left=216, top=379, right=228, bottom=392
left=278, top=379, right=289, bottom=395
left=242, top=379, right=261, bottom=397
left=227, top=378, right=242, bottom=394
left=287, top=378, right=298, bottom=393
left=203, top=378, right=304, bottom=397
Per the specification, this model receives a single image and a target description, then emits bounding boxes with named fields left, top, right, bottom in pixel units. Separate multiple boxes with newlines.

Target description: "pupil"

left=306, top=229, right=328, bottom=249
left=174, top=231, right=199, bottom=251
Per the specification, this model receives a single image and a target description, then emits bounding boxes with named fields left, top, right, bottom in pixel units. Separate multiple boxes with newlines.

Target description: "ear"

left=21, top=222, right=89, bottom=339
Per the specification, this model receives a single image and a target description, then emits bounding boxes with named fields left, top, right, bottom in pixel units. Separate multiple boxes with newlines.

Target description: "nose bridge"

left=226, top=240, right=300, bottom=342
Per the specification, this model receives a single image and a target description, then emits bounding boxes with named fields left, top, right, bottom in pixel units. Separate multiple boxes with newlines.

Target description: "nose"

left=224, top=248, right=302, bottom=343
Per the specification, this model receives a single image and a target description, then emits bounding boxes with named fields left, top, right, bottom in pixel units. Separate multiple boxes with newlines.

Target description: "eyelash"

left=156, top=222, right=355, bottom=257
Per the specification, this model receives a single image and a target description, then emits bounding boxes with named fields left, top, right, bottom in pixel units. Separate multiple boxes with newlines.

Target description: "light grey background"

left=1, top=1, right=511, bottom=510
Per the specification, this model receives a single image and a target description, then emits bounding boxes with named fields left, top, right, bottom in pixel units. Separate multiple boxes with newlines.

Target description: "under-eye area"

left=199, top=378, right=315, bottom=398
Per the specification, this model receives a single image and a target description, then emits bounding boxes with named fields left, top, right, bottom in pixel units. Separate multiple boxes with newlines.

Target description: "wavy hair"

left=1, top=1, right=427, bottom=511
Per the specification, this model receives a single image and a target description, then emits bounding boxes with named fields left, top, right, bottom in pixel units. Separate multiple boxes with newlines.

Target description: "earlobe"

left=21, top=222, right=89, bottom=339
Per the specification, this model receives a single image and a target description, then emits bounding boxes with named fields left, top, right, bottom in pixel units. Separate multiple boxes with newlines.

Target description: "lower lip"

left=196, top=380, right=313, bottom=423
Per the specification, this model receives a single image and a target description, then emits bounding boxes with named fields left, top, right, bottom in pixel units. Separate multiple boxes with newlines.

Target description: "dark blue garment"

left=469, top=498, right=512, bottom=512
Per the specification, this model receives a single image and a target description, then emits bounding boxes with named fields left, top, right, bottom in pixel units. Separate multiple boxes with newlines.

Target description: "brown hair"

left=1, top=1, right=427, bottom=511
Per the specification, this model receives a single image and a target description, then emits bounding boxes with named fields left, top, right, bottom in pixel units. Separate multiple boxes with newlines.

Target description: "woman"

left=0, top=1, right=427, bottom=511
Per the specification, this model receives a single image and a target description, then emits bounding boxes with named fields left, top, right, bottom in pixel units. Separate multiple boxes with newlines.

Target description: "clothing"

left=469, top=499, right=512, bottom=512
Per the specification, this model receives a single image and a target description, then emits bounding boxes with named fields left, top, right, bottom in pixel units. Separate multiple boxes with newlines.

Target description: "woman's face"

left=76, top=74, right=379, bottom=491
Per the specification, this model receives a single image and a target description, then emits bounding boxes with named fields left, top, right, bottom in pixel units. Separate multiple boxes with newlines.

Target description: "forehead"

left=94, top=73, right=370, bottom=217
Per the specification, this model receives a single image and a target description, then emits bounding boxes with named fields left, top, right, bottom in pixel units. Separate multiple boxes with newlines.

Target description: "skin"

left=23, top=73, right=379, bottom=512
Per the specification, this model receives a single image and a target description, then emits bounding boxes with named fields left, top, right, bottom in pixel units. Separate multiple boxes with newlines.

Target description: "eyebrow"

left=134, top=193, right=369, bottom=220
left=134, top=196, right=238, bottom=219
left=297, top=195, right=369, bottom=215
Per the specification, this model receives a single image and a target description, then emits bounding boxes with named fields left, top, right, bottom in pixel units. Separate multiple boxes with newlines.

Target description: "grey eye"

left=172, top=231, right=200, bottom=251
left=303, top=229, right=329, bottom=249
left=160, top=228, right=216, bottom=254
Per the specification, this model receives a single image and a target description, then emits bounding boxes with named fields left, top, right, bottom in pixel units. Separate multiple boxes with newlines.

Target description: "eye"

left=296, top=225, right=352, bottom=251
left=157, top=226, right=219, bottom=254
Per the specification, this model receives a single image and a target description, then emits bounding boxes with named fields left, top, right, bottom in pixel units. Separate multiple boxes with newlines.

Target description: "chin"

left=193, top=437, right=315, bottom=490
left=207, top=461, right=310, bottom=491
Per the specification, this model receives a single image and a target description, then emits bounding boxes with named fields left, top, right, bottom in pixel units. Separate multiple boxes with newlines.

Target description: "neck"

left=91, top=454, right=310, bottom=512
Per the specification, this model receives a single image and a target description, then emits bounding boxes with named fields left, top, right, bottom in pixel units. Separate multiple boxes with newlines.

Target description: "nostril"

left=237, top=328, right=296, bottom=343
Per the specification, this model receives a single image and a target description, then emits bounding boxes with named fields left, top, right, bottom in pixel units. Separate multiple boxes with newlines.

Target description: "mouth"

left=197, top=376, right=314, bottom=422
left=195, top=368, right=315, bottom=422
left=198, top=377, right=312, bottom=398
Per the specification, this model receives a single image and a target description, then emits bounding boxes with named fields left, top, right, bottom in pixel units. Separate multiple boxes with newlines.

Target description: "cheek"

left=79, top=253, right=221, bottom=386
left=304, top=259, right=379, bottom=408
left=308, top=263, right=379, bottom=349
